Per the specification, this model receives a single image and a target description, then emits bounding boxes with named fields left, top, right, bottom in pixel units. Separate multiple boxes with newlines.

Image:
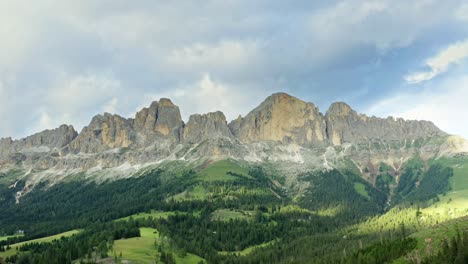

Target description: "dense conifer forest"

left=0, top=159, right=461, bottom=264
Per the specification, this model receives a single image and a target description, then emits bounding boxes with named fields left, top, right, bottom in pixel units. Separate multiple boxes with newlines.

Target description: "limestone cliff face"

left=134, top=101, right=159, bottom=132
left=69, top=98, right=184, bottom=153
left=69, top=113, right=135, bottom=153
left=0, top=93, right=456, bottom=180
left=231, top=97, right=445, bottom=147
left=183, top=111, right=233, bottom=144
left=0, top=125, right=77, bottom=159
left=229, top=93, right=327, bottom=145
left=154, top=98, right=184, bottom=138
left=134, top=98, right=184, bottom=144
left=324, top=102, right=446, bottom=146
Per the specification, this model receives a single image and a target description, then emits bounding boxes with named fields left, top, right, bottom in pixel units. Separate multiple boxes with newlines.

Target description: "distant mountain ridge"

left=0, top=92, right=465, bottom=193
left=0, top=92, right=446, bottom=153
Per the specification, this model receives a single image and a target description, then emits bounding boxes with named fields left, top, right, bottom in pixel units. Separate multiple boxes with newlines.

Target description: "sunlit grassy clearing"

left=0, top=234, right=22, bottom=242
left=197, top=160, right=251, bottom=182
left=219, top=240, right=277, bottom=256
left=170, top=184, right=208, bottom=201
left=410, top=216, right=468, bottom=252
left=112, top=227, right=204, bottom=264
left=354, top=182, right=370, bottom=199
left=211, top=209, right=253, bottom=221
left=116, top=210, right=177, bottom=222
left=0, top=230, right=80, bottom=258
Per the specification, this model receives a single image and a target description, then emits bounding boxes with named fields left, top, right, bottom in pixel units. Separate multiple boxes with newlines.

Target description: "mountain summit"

left=229, top=93, right=326, bottom=145
left=0, top=92, right=462, bottom=191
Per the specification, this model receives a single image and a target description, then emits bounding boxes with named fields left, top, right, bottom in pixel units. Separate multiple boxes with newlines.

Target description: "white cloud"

left=29, top=109, right=76, bottom=137
left=167, top=40, right=260, bottom=73
left=32, top=73, right=124, bottom=133
left=103, top=97, right=119, bottom=114
left=0, top=1, right=86, bottom=70
left=32, top=109, right=54, bottom=134
left=0, top=75, right=19, bottom=138
left=367, top=75, right=468, bottom=138
left=137, top=74, right=270, bottom=122
left=405, top=39, right=468, bottom=83
left=457, top=3, right=468, bottom=21
left=0, top=79, right=4, bottom=95
left=309, top=0, right=459, bottom=53
left=49, top=73, right=121, bottom=111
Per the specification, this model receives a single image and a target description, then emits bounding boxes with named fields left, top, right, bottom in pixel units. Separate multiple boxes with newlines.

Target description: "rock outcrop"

left=134, top=98, right=184, bottom=143
left=69, top=113, right=134, bottom=153
left=183, top=111, right=233, bottom=144
left=324, top=102, right=445, bottom=146
left=0, top=124, right=77, bottom=159
left=229, top=93, right=327, bottom=145
left=69, top=98, right=185, bottom=153
left=229, top=95, right=445, bottom=147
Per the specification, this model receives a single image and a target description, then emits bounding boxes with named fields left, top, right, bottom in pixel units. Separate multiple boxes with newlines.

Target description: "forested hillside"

left=1, top=156, right=467, bottom=264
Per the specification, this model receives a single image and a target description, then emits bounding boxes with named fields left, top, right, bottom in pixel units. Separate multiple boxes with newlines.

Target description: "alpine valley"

left=1, top=92, right=468, bottom=264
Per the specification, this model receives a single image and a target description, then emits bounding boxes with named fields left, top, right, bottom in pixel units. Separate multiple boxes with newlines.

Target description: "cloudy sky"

left=1, top=0, right=467, bottom=139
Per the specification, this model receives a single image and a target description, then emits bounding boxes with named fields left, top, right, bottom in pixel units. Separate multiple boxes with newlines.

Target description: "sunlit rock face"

left=68, top=113, right=135, bottom=153
left=228, top=93, right=444, bottom=147
left=133, top=98, right=184, bottom=145
left=324, top=102, right=445, bottom=146
left=68, top=98, right=185, bottom=154
left=229, top=93, right=327, bottom=145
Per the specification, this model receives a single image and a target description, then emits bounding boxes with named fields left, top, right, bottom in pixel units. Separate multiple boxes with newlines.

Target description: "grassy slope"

left=112, top=227, right=204, bottom=264
left=350, top=156, right=468, bottom=262
left=165, top=160, right=253, bottom=201
left=395, top=157, right=468, bottom=262
left=409, top=216, right=468, bottom=254
left=392, top=216, right=468, bottom=263
left=432, top=157, right=468, bottom=206
left=355, top=157, right=468, bottom=232
left=0, top=235, right=22, bottom=242
left=116, top=210, right=201, bottom=222
left=170, top=185, right=208, bottom=201
left=197, top=160, right=250, bottom=182
left=116, top=211, right=177, bottom=221
left=0, top=230, right=80, bottom=258
left=211, top=209, right=253, bottom=221
left=219, top=240, right=277, bottom=256
left=354, top=182, right=370, bottom=199
left=0, top=169, right=25, bottom=186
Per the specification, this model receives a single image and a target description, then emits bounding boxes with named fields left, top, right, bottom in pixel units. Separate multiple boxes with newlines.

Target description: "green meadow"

left=197, top=160, right=251, bottom=182
left=111, top=227, right=204, bottom=264
left=0, top=230, right=79, bottom=259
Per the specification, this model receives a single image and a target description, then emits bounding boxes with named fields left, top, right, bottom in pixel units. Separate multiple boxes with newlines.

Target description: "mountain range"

left=2, top=92, right=468, bottom=263
left=1, top=92, right=467, bottom=199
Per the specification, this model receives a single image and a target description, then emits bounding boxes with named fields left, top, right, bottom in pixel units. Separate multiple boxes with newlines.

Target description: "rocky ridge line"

left=0, top=93, right=451, bottom=172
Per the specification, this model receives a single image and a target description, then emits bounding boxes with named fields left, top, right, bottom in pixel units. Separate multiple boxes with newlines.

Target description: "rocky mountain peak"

left=0, top=92, right=454, bottom=176
left=326, top=102, right=355, bottom=117
left=133, top=99, right=184, bottom=144
left=134, top=101, right=158, bottom=132
left=20, top=124, right=77, bottom=149
left=266, top=92, right=297, bottom=102
left=324, top=101, right=445, bottom=146
left=230, top=92, right=327, bottom=145
left=183, top=111, right=233, bottom=144
left=153, top=99, right=183, bottom=137
left=69, top=113, right=134, bottom=153
left=159, top=98, right=176, bottom=107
